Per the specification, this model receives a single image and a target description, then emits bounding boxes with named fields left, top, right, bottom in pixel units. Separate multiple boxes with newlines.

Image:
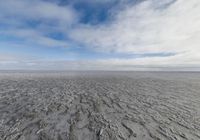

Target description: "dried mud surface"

left=0, top=72, right=200, bottom=140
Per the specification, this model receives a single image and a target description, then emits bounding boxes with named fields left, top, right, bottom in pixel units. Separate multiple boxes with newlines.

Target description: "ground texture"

left=0, top=72, right=200, bottom=140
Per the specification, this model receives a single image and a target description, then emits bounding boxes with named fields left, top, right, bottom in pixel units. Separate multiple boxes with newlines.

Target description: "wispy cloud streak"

left=70, top=0, right=200, bottom=66
left=1, top=0, right=200, bottom=70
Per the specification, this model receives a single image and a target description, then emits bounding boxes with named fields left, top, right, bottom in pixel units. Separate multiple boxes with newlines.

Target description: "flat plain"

left=0, top=71, right=200, bottom=140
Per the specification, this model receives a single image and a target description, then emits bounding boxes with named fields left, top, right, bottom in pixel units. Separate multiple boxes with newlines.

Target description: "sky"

left=0, top=0, right=200, bottom=70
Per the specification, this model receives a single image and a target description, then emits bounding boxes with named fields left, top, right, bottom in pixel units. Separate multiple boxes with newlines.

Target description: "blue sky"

left=0, top=0, right=200, bottom=70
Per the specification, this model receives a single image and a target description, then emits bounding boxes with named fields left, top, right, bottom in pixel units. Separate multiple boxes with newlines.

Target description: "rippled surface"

left=0, top=72, right=200, bottom=140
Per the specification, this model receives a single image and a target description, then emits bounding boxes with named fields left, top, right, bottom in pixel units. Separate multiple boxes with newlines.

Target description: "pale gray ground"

left=0, top=71, right=200, bottom=140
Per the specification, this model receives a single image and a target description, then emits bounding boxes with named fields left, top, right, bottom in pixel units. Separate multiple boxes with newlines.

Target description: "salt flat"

left=0, top=71, right=200, bottom=140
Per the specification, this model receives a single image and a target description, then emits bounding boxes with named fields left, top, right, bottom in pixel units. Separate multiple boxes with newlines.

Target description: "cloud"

left=0, top=29, right=70, bottom=48
left=70, top=0, right=200, bottom=66
left=1, top=0, right=200, bottom=70
left=0, top=0, right=77, bottom=48
left=0, top=0, right=77, bottom=25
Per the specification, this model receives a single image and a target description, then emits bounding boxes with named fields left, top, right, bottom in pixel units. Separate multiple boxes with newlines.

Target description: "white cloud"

left=70, top=0, right=200, bottom=66
left=0, top=29, right=69, bottom=48
left=0, top=0, right=77, bottom=25
left=0, top=0, right=77, bottom=48
left=1, top=0, right=200, bottom=70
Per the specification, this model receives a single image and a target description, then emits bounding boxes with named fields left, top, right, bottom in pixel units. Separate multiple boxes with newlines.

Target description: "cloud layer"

left=0, top=0, right=77, bottom=48
left=70, top=0, right=200, bottom=66
left=1, top=0, right=200, bottom=70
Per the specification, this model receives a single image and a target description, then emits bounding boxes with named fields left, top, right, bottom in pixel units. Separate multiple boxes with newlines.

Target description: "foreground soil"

left=0, top=72, right=200, bottom=140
